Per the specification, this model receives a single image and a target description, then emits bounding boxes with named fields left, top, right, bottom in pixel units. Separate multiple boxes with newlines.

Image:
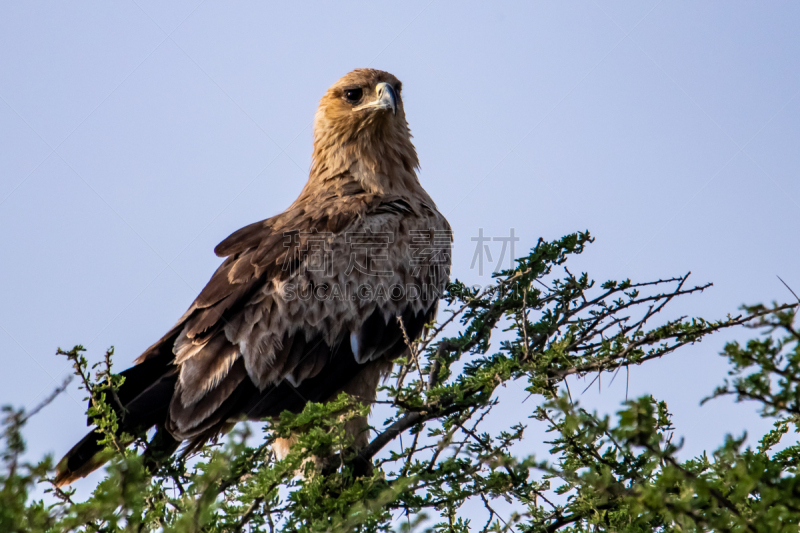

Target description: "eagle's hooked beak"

left=375, top=82, right=397, bottom=115
left=354, top=82, right=397, bottom=115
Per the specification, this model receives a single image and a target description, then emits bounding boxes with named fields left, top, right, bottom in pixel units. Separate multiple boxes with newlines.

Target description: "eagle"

left=55, top=68, right=452, bottom=486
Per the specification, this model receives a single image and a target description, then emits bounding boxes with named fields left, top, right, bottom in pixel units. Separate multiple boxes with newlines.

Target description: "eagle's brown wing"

left=57, top=192, right=446, bottom=485
left=139, top=194, right=381, bottom=433
left=97, top=202, right=354, bottom=433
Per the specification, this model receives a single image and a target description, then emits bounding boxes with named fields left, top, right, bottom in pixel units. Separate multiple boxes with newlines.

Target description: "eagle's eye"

left=343, top=88, right=363, bottom=103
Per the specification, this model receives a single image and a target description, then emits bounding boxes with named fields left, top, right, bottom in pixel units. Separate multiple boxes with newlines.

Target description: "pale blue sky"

left=1, top=0, right=799, bottom=504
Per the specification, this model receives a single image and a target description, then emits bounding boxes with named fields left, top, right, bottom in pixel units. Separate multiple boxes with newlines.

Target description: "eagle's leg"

left=271, top=436, right=297, bottom=462
left=271, top=415, right=373, bottom=476
left=271, top=359, right=391, bottom=475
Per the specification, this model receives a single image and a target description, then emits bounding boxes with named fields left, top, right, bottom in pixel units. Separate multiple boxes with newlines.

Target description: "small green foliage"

left=2, top=232, right=800, bottom=531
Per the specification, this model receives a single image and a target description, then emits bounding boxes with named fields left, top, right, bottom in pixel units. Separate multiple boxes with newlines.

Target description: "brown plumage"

left=55, top=69, right=452, bottom=486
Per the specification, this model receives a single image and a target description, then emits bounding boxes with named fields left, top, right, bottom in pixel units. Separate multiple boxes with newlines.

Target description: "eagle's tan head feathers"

left=310, top=69, right=420, bottom=194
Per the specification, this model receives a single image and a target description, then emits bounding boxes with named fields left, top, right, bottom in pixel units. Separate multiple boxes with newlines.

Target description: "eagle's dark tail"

left=54, top=427, right=181, bottom=487
left=55, top=349, right=179, bottom=487
left=54, top=429, right=111, bottom=486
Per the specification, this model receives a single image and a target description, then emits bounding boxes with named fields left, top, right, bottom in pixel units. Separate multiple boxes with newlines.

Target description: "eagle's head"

left=311, top=69, right=419, bottom=184
left=317, top=69, right=406, bottom=136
